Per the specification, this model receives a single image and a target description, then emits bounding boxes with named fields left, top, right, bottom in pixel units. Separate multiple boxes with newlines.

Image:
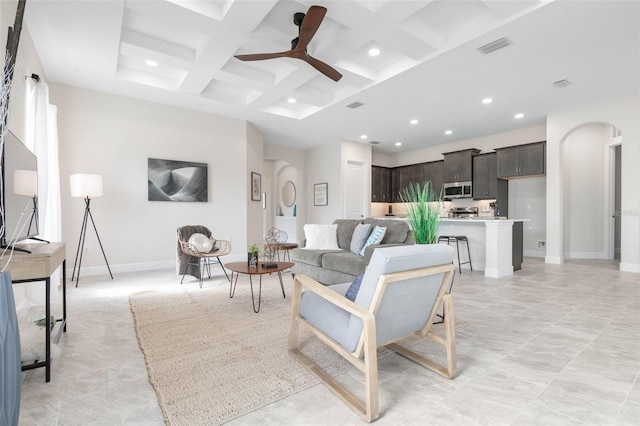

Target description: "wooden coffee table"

left=225, top=261, right=294, bottom=313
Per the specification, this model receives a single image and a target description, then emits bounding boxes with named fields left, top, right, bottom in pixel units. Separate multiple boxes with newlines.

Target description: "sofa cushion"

left=332, top=219, right=362, bottom=250
left=349, top=223, right=372, bottom=255
left=291, top=248, right=336, bottom=267
left=303, top=224, right=340, bottom=250
left=321, top=251, right=368, bottom=276
left=364, top=218, right=411, bottom=244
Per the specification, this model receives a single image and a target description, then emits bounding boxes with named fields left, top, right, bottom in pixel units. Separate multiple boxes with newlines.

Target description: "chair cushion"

left=188, top=233, right=212, bottom=253
left=345, top=273, right=364, bottom=302
left=359, top=226, right=386, bottom=255
left=300, top=285, right=354, bottom=351
left=303, top=224, right=340, bottom=250
left=349, top=223, right=372, bottom=255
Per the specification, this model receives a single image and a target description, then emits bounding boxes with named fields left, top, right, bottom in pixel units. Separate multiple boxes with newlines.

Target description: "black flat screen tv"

left=0, top=130, right=39, bottom=248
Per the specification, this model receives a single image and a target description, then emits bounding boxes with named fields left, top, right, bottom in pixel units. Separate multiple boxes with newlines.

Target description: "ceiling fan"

left=234, top=5, right=342, bottom=82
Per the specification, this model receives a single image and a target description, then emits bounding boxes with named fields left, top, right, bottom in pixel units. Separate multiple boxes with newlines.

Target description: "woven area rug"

left=130, top=275, right=457, bottom=425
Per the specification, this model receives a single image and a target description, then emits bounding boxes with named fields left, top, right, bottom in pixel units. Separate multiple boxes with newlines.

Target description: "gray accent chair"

left=290, top=218, right=414, bottom=285
left=289, top=244, right=457, bottom=422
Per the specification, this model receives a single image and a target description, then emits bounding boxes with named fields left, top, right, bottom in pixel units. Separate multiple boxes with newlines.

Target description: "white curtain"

left=24, top=79, right=62, bottom=303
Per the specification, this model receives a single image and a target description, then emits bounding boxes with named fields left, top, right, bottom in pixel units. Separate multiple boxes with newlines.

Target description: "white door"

left=345, top=161, right=366, bottom=219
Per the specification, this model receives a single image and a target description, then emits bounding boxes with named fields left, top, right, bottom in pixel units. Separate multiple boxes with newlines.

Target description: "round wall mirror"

left=282, top=181, right=296, bottom=207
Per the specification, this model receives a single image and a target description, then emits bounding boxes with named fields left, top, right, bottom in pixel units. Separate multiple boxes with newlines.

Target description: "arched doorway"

left=558, top=122, right=621, bottom=261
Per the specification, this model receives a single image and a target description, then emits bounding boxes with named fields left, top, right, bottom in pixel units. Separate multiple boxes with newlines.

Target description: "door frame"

left=605, top=135, right=622, bottom=259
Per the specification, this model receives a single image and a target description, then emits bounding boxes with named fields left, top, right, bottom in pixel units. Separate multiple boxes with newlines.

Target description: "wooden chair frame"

left=179, top=238, right=232, bottom=287
left=288, top=263, right=456, bottom=422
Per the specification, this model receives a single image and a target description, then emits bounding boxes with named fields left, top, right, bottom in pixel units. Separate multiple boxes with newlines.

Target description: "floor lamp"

left=70, top=174, right=113, bottom=287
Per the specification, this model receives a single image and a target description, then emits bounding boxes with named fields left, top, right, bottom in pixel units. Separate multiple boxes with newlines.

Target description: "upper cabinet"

left=496, top=142, right=546, bottom=178
left=443, top=149, right=480, bottom=182
left=473, top=153, right=497, bottom=199
left=371, top=166, right=391, bottom=202
left=424, top=160, right=444, bottom=197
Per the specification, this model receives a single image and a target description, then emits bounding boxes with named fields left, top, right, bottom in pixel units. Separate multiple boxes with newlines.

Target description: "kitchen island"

left=378, top=217, right=527, bottom=278
left=439, top=218, right=525, bottom=278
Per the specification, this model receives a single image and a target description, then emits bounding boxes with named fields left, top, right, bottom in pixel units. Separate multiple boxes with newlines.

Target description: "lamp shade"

left=13, top=169, right=37, bottom=196
left=70, top=174, right=103, bottom=198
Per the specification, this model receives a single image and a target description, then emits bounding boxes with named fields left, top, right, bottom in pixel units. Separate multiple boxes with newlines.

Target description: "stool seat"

left=438, top=235, right=472, bottom=273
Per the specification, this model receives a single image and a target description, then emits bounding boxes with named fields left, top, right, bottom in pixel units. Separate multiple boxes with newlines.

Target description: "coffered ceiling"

left=24, top=0, right=640, bottom=154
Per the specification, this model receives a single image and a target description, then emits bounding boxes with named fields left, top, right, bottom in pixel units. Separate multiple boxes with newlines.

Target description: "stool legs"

left=439, top=236, right=472, bottom=273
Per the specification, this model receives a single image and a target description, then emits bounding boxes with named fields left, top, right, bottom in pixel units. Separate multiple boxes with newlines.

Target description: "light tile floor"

left=18, top=258, right=640, bottom=425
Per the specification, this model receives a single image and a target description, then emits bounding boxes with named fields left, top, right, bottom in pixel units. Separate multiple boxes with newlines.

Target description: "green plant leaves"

left=399, top=181, right=443, bottom=244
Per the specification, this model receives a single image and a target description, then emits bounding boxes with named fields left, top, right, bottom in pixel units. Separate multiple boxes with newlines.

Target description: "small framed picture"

left=251, top=172, right=261, bottom=201
left=314, top=183, right=328, bottom=206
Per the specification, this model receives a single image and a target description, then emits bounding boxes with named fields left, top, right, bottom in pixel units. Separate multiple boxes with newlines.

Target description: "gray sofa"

left=290, top=218, right=414, bottom=285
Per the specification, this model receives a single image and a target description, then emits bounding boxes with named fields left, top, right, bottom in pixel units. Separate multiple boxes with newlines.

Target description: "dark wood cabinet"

left=443, top=149, right=480, bottom=182
left=371, top=166, right=391, bottom=202
left=473, top=153, right=497, bottom=199
left=424, top=160, right=444, bottom=197
left=496, top=142, right=545, bottom=178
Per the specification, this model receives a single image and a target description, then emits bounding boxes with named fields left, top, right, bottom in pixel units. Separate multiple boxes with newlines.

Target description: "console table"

left=0, top=242, right=66, bottom=382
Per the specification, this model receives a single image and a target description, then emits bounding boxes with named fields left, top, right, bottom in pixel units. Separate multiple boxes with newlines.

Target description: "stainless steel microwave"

left=443, top=181, right=472, bottom=199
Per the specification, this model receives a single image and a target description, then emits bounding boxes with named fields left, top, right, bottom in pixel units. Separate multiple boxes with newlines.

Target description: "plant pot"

left=248, top=252, right=258, bottom=267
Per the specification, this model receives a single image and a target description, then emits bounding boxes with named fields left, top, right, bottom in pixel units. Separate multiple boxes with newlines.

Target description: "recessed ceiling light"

left=360, top=134, right=368, bottom=139
left=482, top=97, right=493, bottom=104
left=368, top=48, right=380, bottom=57
left=395, top=142, right=402, bottom=147
left=287, top=98, right=296, bottom=104
left=410, top=119, right=418, bottom=125
left=445, top=130, right=453, bottom=135
left=514, top=113, right=524, bottom=119
left=145, top=59, right=158, bottom=67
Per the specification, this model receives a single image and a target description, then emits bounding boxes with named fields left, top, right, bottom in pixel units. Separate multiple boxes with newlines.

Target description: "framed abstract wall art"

left=148, top=158, right=208, bottom=202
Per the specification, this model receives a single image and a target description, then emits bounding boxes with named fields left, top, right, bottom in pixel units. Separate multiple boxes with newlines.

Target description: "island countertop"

left=377, top=216, right=529, bottom=223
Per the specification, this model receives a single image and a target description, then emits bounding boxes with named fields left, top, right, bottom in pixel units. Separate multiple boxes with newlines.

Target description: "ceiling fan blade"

left=303, top=54, right=342, bottom=81
left=235, top=51, right=291, bottom=61
left=296, top=5, right=327, bottom=51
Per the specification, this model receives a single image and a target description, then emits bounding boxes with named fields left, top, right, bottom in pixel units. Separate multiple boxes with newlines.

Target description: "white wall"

left=562, top=123, right=609, bottom=258
left=246, top=122, right=264, bottom=252
left=306, top=142, right=342, bottom=224
left=547, top=96, right=640, bottom=273
left=50, top=83, right=253, bottom=274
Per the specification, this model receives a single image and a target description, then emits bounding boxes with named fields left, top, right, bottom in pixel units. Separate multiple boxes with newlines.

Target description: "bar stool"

left=438, top=235, right=472, bottom=273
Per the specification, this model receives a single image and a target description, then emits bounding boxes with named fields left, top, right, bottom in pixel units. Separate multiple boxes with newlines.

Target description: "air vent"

left=346, top=101, right=363, bottom=109
left=477, top=37, right=512, bottom=54
left=553, top=79, right=571, bottom=88
left=368, top=141, right=380, bottom=145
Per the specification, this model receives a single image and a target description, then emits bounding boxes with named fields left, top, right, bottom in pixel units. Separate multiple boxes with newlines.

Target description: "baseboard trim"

left=567, top=251, right=609, bottom=260
left=619, top=263, right=640, bottom=273
left=65, top=254, right=247, bottom=278
left=523, top=250, right=545, bottom=258
left=545, top=255, right=563, bottom=264
left=484, top=266, right=514, bottom=278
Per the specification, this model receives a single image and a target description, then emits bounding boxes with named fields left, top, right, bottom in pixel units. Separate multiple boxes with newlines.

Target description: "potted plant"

left=399, top=181, right=443, bottom=244
left=248, top=243, right=259, bottom=267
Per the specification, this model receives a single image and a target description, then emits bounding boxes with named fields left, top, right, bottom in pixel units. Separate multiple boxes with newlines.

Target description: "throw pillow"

left=350, top=223, right=372, bottom=255
left=303, top=224, right=340, bottom=250
left=345, top=273, right=364, bottom=302
left=359, top=225, right=386, bottom=256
